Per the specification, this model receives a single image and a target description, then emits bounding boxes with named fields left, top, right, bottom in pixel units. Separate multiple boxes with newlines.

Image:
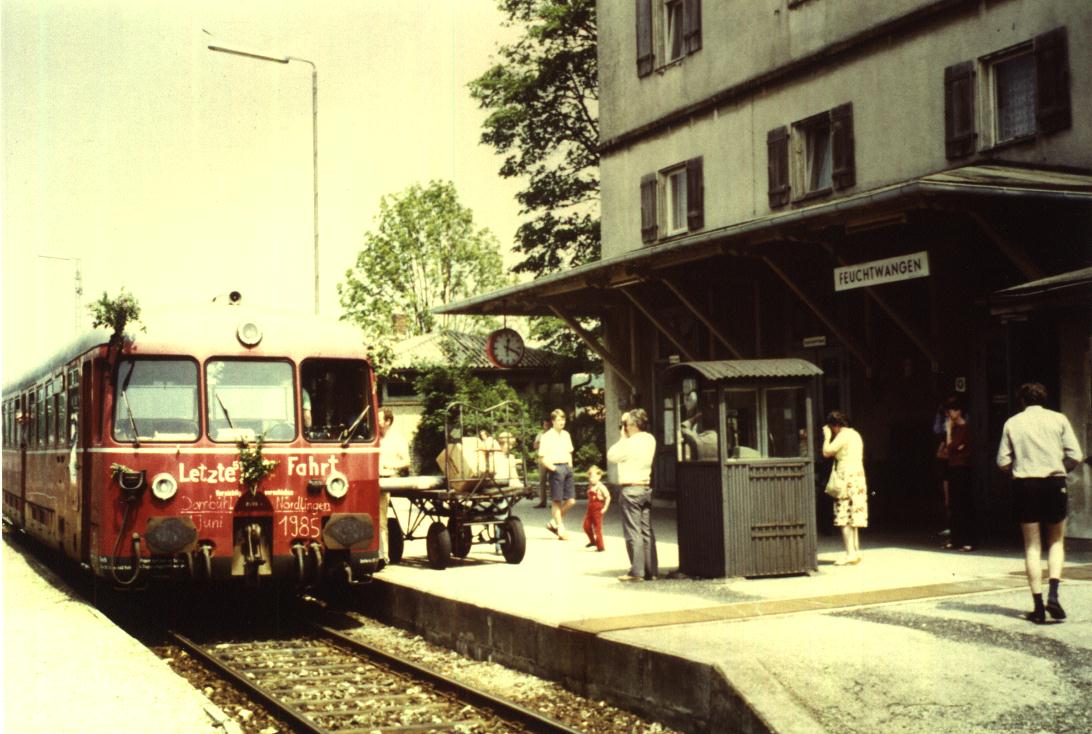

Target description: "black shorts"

left=1012, top=477, right=1068, bottom=525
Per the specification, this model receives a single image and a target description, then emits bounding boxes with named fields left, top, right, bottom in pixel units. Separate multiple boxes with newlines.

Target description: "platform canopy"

left=434, top=165, right=1092, bottom=320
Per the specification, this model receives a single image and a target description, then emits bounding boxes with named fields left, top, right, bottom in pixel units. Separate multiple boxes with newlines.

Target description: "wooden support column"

left=618, top=287, right=698, bottom=362
left=548, top=305, right=639, bottom=391
left=660, top=278, right=744, bottom=358
left=762, top=256, right=872, bottom=376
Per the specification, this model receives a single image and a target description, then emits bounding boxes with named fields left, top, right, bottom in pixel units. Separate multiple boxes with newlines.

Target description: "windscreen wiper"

left=340, top=405, right=372, bottom=448
left=119, top=362, right=140, bottom=447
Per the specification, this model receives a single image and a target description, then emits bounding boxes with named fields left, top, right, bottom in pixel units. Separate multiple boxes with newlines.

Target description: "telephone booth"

left=665, top=359, right=822, bottom=577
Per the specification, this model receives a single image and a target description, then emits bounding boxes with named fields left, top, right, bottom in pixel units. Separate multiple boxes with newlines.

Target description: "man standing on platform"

left=378, top=407, right=411, bottom=563
left=996, top=383, right=1083, bottom=624
left=540, top=409, right=575, bottom=540
left=608, top=408, right=658, bottom=582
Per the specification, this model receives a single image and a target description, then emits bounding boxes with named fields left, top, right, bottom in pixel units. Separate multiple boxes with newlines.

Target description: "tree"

left=338, top=181, right=509, bottom=372
left=469, top=0, right=599, bottom=277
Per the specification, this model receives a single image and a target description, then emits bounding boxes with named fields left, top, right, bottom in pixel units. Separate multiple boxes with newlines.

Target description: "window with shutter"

left=636, top=0, right=655, bottom=77
left=686, top=157, right=704, bottom=231
left=767, top=126, right=790, bottom=209
left=944, top=61, right=976, bottom=159
left=831, top=103, right=855, bottom=190
left=665, top=168, right=688, bottom=235
left=1035, top=27, right=1070, bottom=135
left=684, top=0, right=702, bottom=55
left=640, top=174, right=658, bottom=243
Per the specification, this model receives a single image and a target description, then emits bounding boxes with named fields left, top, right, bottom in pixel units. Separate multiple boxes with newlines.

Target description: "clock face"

left=487, top=327, right=525, bottom=368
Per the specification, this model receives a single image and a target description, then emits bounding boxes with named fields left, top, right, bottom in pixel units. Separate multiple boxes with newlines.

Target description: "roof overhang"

left=990, top=266, right=1092, bottom=316
left=435, top=165, right=1092, bottom=318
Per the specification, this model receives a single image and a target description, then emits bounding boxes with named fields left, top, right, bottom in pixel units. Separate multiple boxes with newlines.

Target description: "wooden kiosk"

left=665, top=359, right=822, bottom=577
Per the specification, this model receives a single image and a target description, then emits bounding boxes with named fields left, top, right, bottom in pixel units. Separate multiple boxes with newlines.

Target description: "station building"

left=439, top=0, right=1091, bottom=542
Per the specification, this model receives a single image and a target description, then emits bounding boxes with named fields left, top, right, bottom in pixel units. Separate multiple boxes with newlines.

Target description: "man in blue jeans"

left=608, top=408, right=659, bottom=581
left=539, top=409, right=575, bottom=540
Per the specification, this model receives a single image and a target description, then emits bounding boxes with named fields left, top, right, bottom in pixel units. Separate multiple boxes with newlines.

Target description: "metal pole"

left=209, top=46, right=319, bottom=314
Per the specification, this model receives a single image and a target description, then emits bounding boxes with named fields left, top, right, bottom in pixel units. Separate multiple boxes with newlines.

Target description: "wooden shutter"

left=767, top=126, right=790, bottom=208
left=831, top=103, right=855, bottom=190
left=636, top=0, right=654, bottom=77
left=944, top=61, right=976, bottom=159
left=686, top=157, right=704, bottom=231
left=1035, top=27, right=1071, bottom=135
left=640, top=174, right=658, bottom=243
left=684, top=0, right=702, bottom=55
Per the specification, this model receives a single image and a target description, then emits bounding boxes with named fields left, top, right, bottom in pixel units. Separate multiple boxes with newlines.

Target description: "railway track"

left=169, top=623, right=585, bottom=734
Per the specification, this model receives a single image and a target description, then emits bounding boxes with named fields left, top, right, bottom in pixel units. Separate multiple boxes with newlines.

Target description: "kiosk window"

left=766, top=387, right=809, bottom=458
left=725, top=389, right=759, bottom=459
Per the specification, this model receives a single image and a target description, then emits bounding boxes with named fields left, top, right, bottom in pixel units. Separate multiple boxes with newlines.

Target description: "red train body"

left=2, top=304, right=382, bottom=589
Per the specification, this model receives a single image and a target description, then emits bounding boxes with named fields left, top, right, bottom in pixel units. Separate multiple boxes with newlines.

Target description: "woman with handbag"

left=823, top=411, right=868, bottom=566
left=940, top=396, right=976, bottom=551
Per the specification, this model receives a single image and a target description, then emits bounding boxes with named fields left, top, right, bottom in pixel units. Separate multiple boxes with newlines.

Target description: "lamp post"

left=208, top=45, right=320, bottom=315
left=38, top=255, right=82, bottom=333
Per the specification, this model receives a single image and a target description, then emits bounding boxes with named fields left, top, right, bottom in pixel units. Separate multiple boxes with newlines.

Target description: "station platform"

left=372, top=496, right=1092, bottom=733
left=1, top=535, right=233, bottom=734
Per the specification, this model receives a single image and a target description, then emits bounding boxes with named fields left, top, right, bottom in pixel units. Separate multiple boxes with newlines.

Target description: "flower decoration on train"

left=237, top=435, right=278, bottom=495
left=88, top=288, right=145, bottom=345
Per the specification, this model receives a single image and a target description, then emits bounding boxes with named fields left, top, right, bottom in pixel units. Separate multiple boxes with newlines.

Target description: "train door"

left=79, top=361, right=94, bottom=565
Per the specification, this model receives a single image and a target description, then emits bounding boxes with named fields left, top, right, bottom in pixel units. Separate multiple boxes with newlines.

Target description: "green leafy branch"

left=237, top=436, right=278, bottom=491
left=89, top=288, right=145, bottom=341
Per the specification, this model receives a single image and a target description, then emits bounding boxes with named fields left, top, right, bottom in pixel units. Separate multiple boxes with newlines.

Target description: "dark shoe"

left=1046, top=599, right=1066, bottom=620
left=644, top=574, right=658, bottom=581
left=1025, top=608, right=1047, bottom=624
left=585, top=542, right=596, bottom=548
left=546, top=522, right=558, bottom=536
left=533, top=503, right=547, bottom=508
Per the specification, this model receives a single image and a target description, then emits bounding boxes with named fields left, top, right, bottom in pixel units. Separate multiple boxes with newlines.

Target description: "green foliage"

left=338, top=181, right=510, bottom=375
left=469, top=0, right=599, bottom=277
left=237, top=436, right=278, bottom=491
left=88, top=289, right=144, bottom=340
left=411, top=358, right=538, bottom=475
left=109, top=463, right=136, bottom=480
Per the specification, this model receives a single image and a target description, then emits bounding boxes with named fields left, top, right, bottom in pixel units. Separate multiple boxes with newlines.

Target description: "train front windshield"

left=207, top=360, right=297, bottom=442
left=301, top=358, right=375, bottom=442
left=114, top=359, right=200, bottom=441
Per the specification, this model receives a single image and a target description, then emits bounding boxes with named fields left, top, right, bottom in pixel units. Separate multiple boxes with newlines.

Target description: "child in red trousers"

left=583, top=465, right=611, bottom=551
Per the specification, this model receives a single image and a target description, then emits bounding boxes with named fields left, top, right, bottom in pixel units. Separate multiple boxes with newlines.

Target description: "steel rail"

left=168, top=630, right=327, bottom=734
left=311, top=621, right=586, bottom=734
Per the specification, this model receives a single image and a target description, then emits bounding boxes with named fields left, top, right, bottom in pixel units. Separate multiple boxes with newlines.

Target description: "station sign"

left=834, top=251, right=930, bottom=292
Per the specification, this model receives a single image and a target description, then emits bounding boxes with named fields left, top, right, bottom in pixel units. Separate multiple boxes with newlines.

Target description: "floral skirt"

left=833, top=470, right=868, bottom=528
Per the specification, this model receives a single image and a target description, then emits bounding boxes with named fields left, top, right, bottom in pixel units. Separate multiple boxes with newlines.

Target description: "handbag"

left=825, top=461, right=848, bottom=500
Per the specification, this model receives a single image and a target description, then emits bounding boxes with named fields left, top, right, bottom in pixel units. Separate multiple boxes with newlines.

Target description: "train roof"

left=3, top=305, right=368, bottom=395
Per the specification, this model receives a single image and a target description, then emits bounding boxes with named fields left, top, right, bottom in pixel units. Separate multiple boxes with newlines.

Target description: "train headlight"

left=236, top=320, right=263, bottom=347
left=150, top=472, right=178, bottom=501
left=326, top=471, right=349, bottom=499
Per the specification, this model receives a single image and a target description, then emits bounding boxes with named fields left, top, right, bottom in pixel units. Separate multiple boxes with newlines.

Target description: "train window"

left=300, top=358, right=375, bottom=443
left=68, top=369, right=80, bottom=447
left=40, top=386, right=50, bottom=448
left=206, top=359, right=296, bottom=442
left=114, top=359, right=200, bottom=442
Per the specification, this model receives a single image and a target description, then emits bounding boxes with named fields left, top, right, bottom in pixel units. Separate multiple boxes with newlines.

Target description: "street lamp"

left=208, top=45, right=320, bottom=315
left=37, top=255, right=82, bottom=333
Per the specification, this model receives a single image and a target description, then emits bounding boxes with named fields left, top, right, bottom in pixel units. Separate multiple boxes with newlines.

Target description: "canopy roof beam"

left=762, top=256, right=872, bottom=377
left=660, top=277, right=744, bottom=359
left=618, top=287, right=698, bottom=362
left=548, top=305, right=638, bottom=391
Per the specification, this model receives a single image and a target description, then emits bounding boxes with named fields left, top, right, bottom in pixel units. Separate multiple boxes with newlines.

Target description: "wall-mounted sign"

left=802, top=335, right=827, bottom=348
left=834, top=251, right=930, bottom=292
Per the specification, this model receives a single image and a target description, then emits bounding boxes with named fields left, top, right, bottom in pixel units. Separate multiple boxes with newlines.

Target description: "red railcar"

left=2, top=303, right=381, bottom=589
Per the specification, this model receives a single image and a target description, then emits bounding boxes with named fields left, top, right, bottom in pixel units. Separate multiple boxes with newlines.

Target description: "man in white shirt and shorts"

left=539, top=409, right=575, bottom=540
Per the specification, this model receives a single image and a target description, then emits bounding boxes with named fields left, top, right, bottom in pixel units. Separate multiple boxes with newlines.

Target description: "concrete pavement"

left=374, top=496, right=1092, bottom=733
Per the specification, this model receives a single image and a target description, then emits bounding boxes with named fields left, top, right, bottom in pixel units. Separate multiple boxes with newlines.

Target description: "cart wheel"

left=449, top=520, right=472, bottom=558
left=387, top=517, right=404, bottom=565
left=426, top=522, right=452, bottom=570
left=499, top=517, right=526, bottom=564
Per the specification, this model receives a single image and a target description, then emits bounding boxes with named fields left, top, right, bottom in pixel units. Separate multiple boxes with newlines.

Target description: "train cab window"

left=206, top=359, right=296, bottom=442
left=114, top=359, right=199, bottom=442
left=301, top=358, right=375, bottom=443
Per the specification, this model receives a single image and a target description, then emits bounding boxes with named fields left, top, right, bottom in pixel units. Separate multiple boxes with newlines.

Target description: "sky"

left=1, top=0, right=525, bottom=382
